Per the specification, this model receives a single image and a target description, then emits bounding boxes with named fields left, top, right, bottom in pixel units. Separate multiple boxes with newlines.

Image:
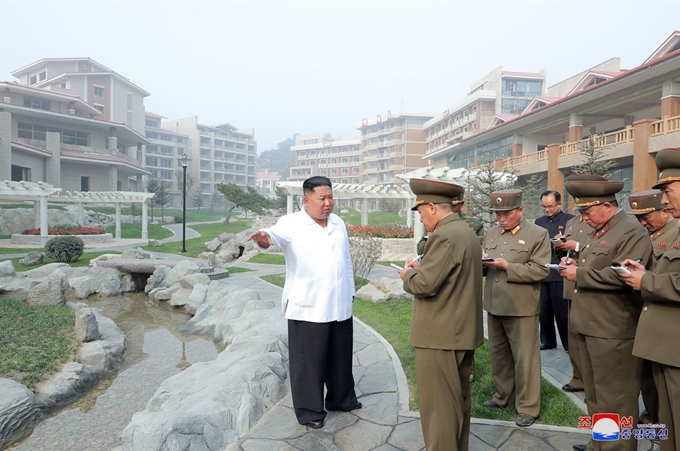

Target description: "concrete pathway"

left=223, top=262, right=602, bottom=451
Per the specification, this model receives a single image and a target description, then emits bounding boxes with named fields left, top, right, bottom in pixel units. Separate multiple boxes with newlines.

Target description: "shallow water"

left=7, top=292, right=219, bottom=451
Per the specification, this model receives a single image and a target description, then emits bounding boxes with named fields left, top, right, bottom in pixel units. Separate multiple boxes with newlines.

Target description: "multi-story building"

left=256, top=169, right=282, bottom=198
left=357, top=112, right=433, bottom=188
left=144, top=112, right=191, bottom=207
left=0, top=81, right=149, bottom=192
left=424, top=67, right=548, bottom=160
left=425, top=30, right=680, bottom=205
left=161, top=116, right=257, bottom=198
left=11, top=57, right=149, bottom=135
left=289, top=133, right=361, bottom=184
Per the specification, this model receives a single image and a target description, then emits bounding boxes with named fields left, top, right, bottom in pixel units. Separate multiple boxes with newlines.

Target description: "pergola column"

left=115, top=202, right=122, bottom=239
left=39, top=195, right=49, bottom=246
left=141, top=200, right=148, bottom=240
left=413, top=211, right=424, bottom=255
left=34, top=201, right=40, bottom=229
left=287, top=194, right=294, bottom=214
left=406, top=207, right=413, bottom=228
left=77, top=202, right=84, bottom=226
left=360, top=200, right=368, bottom=226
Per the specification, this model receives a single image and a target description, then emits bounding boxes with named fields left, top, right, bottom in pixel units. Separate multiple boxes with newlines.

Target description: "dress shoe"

left=350, top=402, right=362, bottom=411
left=572, top=445, right=588, bottom=451
left=515, top=413, right=536, bottom=427
left=305, top=419, right=324, bottom=429
left=562, top=384, right=585, bottom=393
left=483, top=400, right=503, bottom=409
left=540, top=344, right=555, bottom=350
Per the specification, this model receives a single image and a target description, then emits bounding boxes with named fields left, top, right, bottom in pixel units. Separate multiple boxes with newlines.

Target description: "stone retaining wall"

left=10, top=233, right=114, bottom=244
left=379, top=238, right=414, bottom=259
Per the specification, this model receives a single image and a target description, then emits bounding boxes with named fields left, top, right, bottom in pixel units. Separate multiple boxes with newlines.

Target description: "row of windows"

left=23, top=97, right=51, bottom=110
left=28, top=71, right=47, bottom=85
left=18, top=122, right=89, bottom=146
left=146, top=131, right=184, bottom=143
left=297, top=146, right=360, bottom=156
left=145, top=157, right=174, bottom=168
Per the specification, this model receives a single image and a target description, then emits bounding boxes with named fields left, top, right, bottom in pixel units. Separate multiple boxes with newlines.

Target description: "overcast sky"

left=1, top=0, right=679, bottom=151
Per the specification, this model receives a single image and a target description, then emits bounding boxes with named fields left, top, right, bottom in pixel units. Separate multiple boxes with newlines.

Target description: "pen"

left=413, top=255, right=422, bottom=263
left=623, top=258, right=643, bottom=266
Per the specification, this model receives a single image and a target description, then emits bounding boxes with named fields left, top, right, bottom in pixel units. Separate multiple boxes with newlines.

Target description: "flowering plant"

left=22, top=226, right=105, bottom=235
left=347, top=222, right=413, bottom=239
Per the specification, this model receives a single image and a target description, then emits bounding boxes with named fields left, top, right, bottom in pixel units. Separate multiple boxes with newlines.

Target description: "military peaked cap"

left=490, top=189, right=523, bottom=211
left=565, top=174, right=623, bottom=211
left=653, top=147, right=680, bottom=189
left=409, top=178, right=465, bottom=211
left=628, top=189, right=666, bottom=215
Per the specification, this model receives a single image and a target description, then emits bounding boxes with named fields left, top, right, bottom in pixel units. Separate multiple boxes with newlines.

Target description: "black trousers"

left=288, top=317, right=358, bottom=424
left=539, top=281, right=569, bottom=350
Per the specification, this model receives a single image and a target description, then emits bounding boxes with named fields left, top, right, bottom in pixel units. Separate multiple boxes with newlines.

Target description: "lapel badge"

left=518, top=239, right=525, bottom=245
left=600, top=240, right=607, bottom=246
left=660, top=242, right=667, bottom=248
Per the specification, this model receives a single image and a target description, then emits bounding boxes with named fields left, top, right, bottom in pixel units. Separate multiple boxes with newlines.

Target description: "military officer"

left=558, top=175, right=653, bottom=451
left=554, top=207, right=593, bottom=394
left=620, top=147, right=680, bottom=451
left=481, top=189, right=550, bottom=427
left=629, top=189, right=678, bottom=425
left=398, top=178, right=484, bottom=451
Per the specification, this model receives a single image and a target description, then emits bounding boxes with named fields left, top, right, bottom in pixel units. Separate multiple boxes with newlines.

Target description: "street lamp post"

left=178, top=154, right=191, bottom=253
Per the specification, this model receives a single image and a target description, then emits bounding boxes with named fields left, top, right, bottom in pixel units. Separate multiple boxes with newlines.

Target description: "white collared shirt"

left=258, top=209, right=356, bottom=322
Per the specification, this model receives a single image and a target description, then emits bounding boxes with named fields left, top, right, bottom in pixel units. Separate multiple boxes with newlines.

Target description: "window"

left=146, top=157, right=158, bottom=166
left=160, top=170, right=173, bottom=180
left=146, top=119, right=159, bottom=127
left=11, top=165, right=30, bottom=182
left=160, top=146, right=173, bottom=155
left=146, top=132, right=159, bottom=139
left=61, top=129, right=89, bottom=146
left=94, top=85, right=104, bottom=97
left=39, top=71, right=46, bottom=81
left=18, top=122, right=89, bottom=146
left=29, top=75, right=37, bottom=85
left=81, top=176, right=90, bottom=192
left=117, top=181, right=122, bottom=191
left=23, top=97, right=50, bottom=110
left=94, top=104, right=104, bottom=114
left=127, top=92, right=133, bottom=110
left=160, top=134, right=172, bottom=141
left=160, top=158, right=172, bottom=168
left=177, top=148, right=184, bottom=155
left=60, top=82, right=67, bottom=89
left=176, top=137, right=183, bottom=143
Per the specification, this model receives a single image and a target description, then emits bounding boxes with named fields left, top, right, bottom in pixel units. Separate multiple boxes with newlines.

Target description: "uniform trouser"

left=578, top=334, right=640, bottom=451
left=415, top=348, right=474, bottom=451
left=288, top=317, right=358, bottom=424
left=539, top=281, right=569, bottom=350
left=640, top=358, right=659, bottom=423
left=653, top=362, right=680, bottom=451
left=566, top=300, right=584, bottom=389
left=487, top=314, right=541, bottom=418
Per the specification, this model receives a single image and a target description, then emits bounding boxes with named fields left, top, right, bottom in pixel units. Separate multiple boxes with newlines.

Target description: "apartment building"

left=357, top=112, right=433, bottom=188
left=161, top=116, right=257, bottom=198
left=425, top=30, right=680, bottom=205
left=144, top=112, right=191, bottom=207
left=424, top=67, right=548, bottom=159
left=11, top=57, right=149, bottom=135
left=0, top=82, right=150, bottom=191
left=256, top=169, right=282, bottom=198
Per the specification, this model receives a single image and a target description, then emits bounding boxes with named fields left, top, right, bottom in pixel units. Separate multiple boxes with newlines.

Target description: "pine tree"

left=571, top=136, right=617, bottom=177
left=192, top=189, right=205, bottom=214
left=521, top=174, right=546, bottom=220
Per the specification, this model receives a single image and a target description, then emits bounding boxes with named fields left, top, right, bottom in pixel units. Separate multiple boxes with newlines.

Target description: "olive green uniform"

left=571, top=211, right=653, bottom=451
left=483, top=217, right=550, bottom=418
left=404, top=213, right=484, bottom=451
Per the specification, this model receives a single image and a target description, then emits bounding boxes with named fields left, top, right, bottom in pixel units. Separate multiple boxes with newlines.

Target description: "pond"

left=7, top=292, right=219, bottom=451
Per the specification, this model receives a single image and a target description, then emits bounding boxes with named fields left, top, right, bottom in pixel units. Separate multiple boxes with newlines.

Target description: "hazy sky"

left=1, top=0, right=679, bottom=151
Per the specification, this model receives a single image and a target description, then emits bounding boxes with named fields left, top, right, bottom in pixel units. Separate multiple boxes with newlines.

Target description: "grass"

left=86, top=206, right=225, bottom=223
left=0, top=299, right=80, bottom=389
left=334, top=207, right=406, bottom=227
left=228, top=266, right=255, bottom=274
left=142, top=219, right=250, bottom=258
left=249, top=253, right=285, bottom=265
left=0, top=247, right=44, bottom=255
left=7, top=250, right=121, bottom=272
left=260, top=271, right=583, bottom=426
left=0, top=203, right=66, bottom=210
left=103, top=223, right=174, bottom=240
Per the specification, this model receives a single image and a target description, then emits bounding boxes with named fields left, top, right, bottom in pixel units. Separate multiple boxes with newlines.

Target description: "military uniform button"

left=586, top=244, right=590, bottom=248
left=643, top=306, right=648, bottom=312
left=574, top=289, right=578, bottom=293
left=582, top=259, right=586, bottom=263
left=500, top=254, right=504, bottom=257
left=495, top=279, right=499, bottom=282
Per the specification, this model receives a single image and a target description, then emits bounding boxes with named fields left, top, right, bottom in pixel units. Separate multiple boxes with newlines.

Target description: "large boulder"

left=80, top=308, right=125, bottom=374
left=0, top=378, right=43, bottom=448
left=356, top=277, right=413, bottom=302
left=165, top=261, right=200, bottom=287
left=36, top=362, right=99, bottom=408
left=197, top=252, right=216, bottom=267
left=179, top=273, right=211, bottom=290
left=145, top=266, right=171, bottom=293
left=75, top=306, right=99, bottom=342
left=185, top=283, right=211, bottom=315
left=28, top=270, right=68, bottom=306
left=69, top=275, right=98, bottom=299
left=18, top=252, right=43, bottom=266
left=121, top=248, right=153, bottom=260
left=0, top=261, right=15, bottom=277
left=22, top=263, right=70, bottom=279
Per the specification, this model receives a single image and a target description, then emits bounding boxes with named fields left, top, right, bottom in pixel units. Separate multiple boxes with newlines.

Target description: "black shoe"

left=483, top=400, right=503, bottom=409
left=562, top=384, right=585, bottom=393
left=515, top=414, right=536, bottom=427
left=306, top=419, right=324, bottom=429
left=350, top=402, right=362, bottom=411
left=540, top=344, right=555, bottom=350
left=572, top=445, right=587, bottom=451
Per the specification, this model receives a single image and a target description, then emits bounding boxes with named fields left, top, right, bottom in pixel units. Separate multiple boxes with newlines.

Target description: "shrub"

left=45, top=236, right=85, bottom=263
left=173, top=215, right=184, bottom=224
left=349, top=236, right=382, bottom=279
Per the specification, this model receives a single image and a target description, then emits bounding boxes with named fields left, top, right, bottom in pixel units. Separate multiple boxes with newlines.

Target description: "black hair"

left=303, top=176, right=332, bottom=195
left=540, top=190, right=561, bottom=202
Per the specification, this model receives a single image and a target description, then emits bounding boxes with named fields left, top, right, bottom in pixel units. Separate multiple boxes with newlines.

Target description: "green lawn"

left=86, top=206, right=225, bottom=223
left=104, top=223, right=174, bottom=240
left=7, top=250, right=122, bottom=272
left=0, top=299, right=79, bottom=388
left=143, top=219, right=250, bottom=258
left=0, top=204, right=66, bottom=210
left=248, top=253, right=285, bottom=265
left=0, top=247, right=43, bottom=255
left=260, top=272, right=583, bottom=426
left=335, top=207, right=406, bottom=226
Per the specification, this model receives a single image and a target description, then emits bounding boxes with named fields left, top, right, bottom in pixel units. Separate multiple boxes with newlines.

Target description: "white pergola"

left=276, top=167, right=472, bottom=252
left=0, top=180, right=155, bottom=245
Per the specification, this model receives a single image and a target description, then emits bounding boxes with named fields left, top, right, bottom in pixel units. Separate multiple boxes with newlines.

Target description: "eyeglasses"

left=541, top=203, right=561, bottom=209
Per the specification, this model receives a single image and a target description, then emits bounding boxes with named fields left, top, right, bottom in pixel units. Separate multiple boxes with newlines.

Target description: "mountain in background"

left=258, top=134, right=298, bottom=180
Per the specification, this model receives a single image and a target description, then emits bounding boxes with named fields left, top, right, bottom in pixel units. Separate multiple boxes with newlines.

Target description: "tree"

left=521, top=174, right=546, bottom=220
left=378, top=199, right=401, bottom=216
left=192, top=189, right=205, bottom=213
left=462, top=149, right=517, bottom=229
left=145, top=177, right=161, bottom=222
left=155, top=181, right=172, bottom=222
left=130, top=202, right=139, bottom=224
left=210, top=189, right=218, bottom=215
left=257, top=135, right=298, bottom=178
left=571, top=136, right=617, bottom=177
left=175, top=170, right=197, bottom=194
left=272, top=186, right=289, bottom=210
left=216, top=182, right=269, bottom=223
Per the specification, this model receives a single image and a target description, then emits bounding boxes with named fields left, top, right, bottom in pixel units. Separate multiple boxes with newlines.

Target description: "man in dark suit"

left=535, top=190, right=574, bottom=351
